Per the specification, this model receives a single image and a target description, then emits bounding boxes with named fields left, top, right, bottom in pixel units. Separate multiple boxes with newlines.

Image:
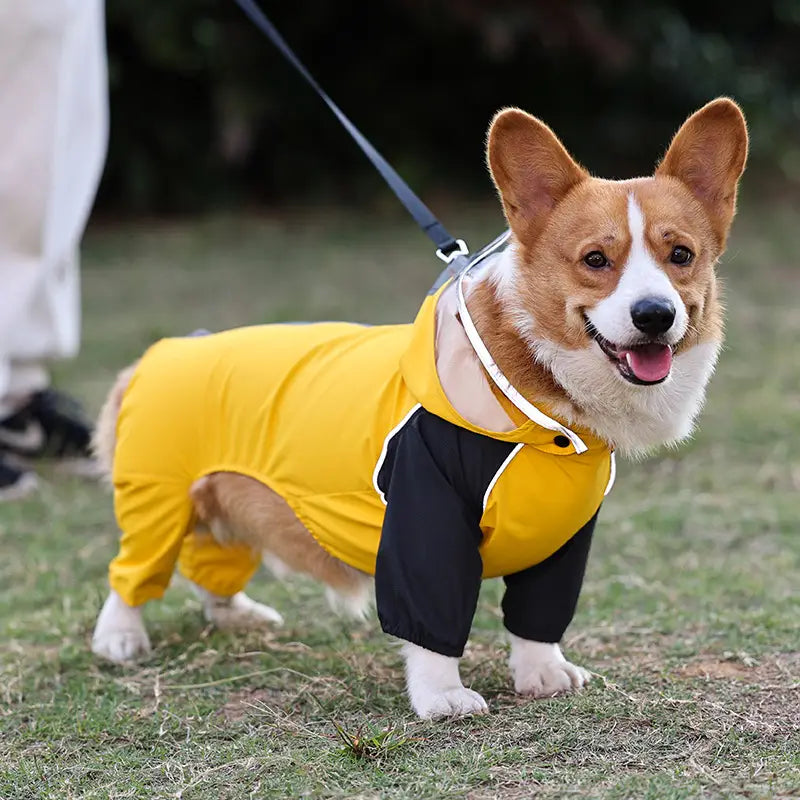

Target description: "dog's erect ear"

left=487, top=108, right=588, bottom=243
left=656, top=98, right=748, bottom=243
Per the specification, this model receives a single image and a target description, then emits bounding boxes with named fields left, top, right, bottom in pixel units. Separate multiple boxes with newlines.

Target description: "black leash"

left=233, top=0, right=469, bottom=265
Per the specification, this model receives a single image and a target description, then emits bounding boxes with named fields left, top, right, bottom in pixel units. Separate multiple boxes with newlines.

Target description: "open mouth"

left=584, top=317, right=673, bottom=385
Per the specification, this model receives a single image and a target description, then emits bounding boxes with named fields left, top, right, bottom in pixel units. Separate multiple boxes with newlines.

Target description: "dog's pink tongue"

left=621, top=344, right=672, bottom=382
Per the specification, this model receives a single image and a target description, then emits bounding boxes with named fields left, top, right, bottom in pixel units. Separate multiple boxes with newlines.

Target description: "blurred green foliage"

left=100, top=0, right=800, bottom=213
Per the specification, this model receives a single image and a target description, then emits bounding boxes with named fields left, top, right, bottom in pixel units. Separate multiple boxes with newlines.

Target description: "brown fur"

left=91, top=363, right=138, bottom=478
left=476, top=99, right=746, bottom=423
left=487, top=108, right=588, bottom=244
left=189, top=472, right=367, bottom=596
left=469, top=279, right=573, bottom=415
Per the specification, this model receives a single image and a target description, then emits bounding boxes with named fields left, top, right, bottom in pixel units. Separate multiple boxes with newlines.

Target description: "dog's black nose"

left=630, top=297, right=676, bottom=336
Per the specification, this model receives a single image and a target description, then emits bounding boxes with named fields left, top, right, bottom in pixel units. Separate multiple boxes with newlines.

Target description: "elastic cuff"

left=184, top=579, right=247, bottom=598
left=109, top=580, right=167, bottom=608
left=0, top=362, right=49, bottom=418
left=379, top=621, right=465, bottom=658
left=503, top=618, right=562, bottom=644
left=177, top=565, right=257, bottom=599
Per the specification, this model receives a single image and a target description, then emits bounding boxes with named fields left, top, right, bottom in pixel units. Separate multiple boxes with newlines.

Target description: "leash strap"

left=234, top=0, right=468, bottom=263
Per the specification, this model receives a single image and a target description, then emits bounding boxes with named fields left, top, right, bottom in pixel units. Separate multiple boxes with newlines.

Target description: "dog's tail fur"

left=91, top=363, right=138, bottom=479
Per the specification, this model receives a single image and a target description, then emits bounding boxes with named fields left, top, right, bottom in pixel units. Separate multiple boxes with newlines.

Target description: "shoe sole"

left=11, top=455, right=103, bottom=480
left=53, top=458, right=104, bottom=479
left=0, top=471, right=39, bottom=502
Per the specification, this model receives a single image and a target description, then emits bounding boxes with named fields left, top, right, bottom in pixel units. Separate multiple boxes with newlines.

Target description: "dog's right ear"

left=487, top=108, right=588, bottom=243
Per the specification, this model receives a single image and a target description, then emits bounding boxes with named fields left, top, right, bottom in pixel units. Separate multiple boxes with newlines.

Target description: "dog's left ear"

left=487, top=108, right=588, bottom=243
left=657, top=98, right=748, bottom=244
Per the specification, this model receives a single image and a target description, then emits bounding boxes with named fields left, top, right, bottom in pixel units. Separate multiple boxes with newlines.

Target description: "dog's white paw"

left=513, top=658, right=591, bottom=697
left=411, top=685, right=489, bottom=720
left=509, top=636, right=591, bottom=698
left=402, top=641, right=488, bottom=720
left=199, top=589, right=284, bottom=629
left=92, top=590, right=151, bottom=664
left=92, top=628, right=152, bottom=663
left=324, top=584, right=372, bottom=620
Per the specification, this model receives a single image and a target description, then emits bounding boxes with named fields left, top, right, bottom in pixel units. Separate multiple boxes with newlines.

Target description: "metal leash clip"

left=435, top=239, right=469, bottom=265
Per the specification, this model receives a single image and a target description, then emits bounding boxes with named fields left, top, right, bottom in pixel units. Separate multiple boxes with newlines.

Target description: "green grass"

left=1, top=196, right=798, bottom=799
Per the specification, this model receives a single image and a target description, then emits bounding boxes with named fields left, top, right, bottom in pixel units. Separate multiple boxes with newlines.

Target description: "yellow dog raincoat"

left=110, top=272, right=612, bottom=656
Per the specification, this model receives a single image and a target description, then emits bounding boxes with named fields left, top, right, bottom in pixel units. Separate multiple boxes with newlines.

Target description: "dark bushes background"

left=100, top=0, right=800, bottom=214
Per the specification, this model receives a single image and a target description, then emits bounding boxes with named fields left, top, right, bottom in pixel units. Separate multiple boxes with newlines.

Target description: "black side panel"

left=375, top=409, right=515, bottom=656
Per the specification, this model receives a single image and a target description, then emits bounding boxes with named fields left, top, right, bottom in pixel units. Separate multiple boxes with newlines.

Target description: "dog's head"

left=485, top=99, right=748, bottom=454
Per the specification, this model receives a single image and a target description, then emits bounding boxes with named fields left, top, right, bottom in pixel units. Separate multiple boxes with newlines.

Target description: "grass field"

left=1, top=195, right=798, bottom=799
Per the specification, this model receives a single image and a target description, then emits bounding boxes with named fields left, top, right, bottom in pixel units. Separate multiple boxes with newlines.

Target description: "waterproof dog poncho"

left=110, top=272, right=613, bottom=657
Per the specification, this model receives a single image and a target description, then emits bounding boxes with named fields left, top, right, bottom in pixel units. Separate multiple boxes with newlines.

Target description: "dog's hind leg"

left=176, top=529, right=284, bottom=630
left=191, top=583, right=284, bottom=628
left=190, top=472, right=372, bottom=619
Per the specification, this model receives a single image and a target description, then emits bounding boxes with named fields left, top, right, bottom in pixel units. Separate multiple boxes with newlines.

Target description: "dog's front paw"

left=402, top=642, right=488, bottom=720
left=509, top=637, right=591, bottom=698
left=201, top=590, right=284, bottom=629
left=92, top=590, right=151, bottom=664
left=411, top=685, right=489, bottom=720
left=513, top=657, right=591, bottom=697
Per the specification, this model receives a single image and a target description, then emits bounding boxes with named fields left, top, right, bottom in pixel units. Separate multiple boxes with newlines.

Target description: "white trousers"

left=0, top=0, right=108, bottom=417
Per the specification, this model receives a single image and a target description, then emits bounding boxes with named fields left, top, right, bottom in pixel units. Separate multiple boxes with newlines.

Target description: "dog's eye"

left=670, top=245, right=693, bottom=265
left=583, top=251, right=608, bottom=269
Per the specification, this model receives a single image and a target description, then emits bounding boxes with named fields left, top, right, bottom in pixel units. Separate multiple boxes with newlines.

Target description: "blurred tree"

left=99, top=0, right=800, bottom=213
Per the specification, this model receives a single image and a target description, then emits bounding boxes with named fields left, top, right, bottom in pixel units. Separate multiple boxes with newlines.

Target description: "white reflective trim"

left=604, top=451, right=617, bottom=496
left=482, top=442, right=524, bottom=512
left=463, top=229, right=512, bottom=272
left=456, top=267, right=588, bottom=454
left=372, top=403, right=423, bottom=505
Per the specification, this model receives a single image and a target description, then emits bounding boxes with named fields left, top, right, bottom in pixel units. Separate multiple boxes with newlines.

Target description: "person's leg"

left=0, top=0, right=108, bottom=487
left=0, top=452, right=38, bottom=501
left=0, top=385, right=94, bottom=459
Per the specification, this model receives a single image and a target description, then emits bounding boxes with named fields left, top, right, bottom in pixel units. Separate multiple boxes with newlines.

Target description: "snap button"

left=553, top=435, right=571, bottom=448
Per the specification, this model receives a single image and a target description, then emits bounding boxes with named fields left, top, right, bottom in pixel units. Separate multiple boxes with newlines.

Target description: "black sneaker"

left=0, top=388, right=93, bottom=459
left=0, top=453, right=38, bottom=501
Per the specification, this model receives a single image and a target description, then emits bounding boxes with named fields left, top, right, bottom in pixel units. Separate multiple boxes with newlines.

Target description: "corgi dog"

left=91, top=99, right=747, bottom=720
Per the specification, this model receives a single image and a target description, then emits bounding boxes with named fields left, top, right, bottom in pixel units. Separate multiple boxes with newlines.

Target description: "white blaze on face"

left=587, top=194, right=688, bottom=346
